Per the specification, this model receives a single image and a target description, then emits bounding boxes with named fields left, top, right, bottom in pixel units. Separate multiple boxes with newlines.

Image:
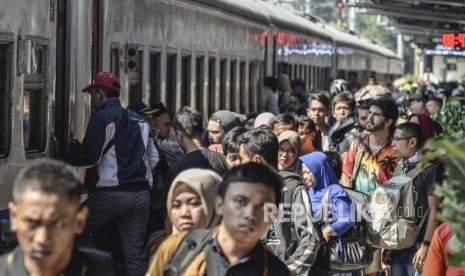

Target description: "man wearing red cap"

left=68, top=72, right=159, bottom=275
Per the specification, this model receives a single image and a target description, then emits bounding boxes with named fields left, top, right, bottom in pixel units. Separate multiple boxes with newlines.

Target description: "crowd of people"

left=1, top=71, right=464, bottom=276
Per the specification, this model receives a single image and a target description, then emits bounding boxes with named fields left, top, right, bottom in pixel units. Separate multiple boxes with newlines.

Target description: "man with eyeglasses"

left=341, top=97, right=399, bottom=276
left=383, top=122, right=440, bottom=276
left=238, top=128, right=319, bottom=275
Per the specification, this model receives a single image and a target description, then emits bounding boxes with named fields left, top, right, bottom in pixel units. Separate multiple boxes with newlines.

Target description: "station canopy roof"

left=351, top=0, right=465, bottom=47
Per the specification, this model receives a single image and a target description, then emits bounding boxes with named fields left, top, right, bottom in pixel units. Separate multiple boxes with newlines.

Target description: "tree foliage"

left=355, top=14, right=396, bottom=52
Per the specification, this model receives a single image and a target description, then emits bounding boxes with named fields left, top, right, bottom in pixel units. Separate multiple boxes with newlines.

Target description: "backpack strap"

left=203, top=242, right=220, bottom=276
left=321, top=184, right=336, bottom=225
left=417, top=209, right=429, bottom=231
left=164, top=229, right=213, bottom=275
left=405, top=163, right=433, bottom=179
left=350, top=138, right=365, bottom=189
left=407, top=163, right=434, bottom=231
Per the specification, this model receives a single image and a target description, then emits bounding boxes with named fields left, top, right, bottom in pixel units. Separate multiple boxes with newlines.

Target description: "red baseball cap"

left=82, top=71, right=121, bottom=94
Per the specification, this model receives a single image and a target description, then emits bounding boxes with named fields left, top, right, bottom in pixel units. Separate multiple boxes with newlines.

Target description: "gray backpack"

left=367, top=164, right=432, bottom=249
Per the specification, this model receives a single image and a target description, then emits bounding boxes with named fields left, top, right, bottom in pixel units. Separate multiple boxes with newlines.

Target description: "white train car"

left=0, top=0, right=403, bottom=225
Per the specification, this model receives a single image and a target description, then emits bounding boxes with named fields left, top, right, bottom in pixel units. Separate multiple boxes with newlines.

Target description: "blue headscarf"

left=299, top=151, right=347, bottom=217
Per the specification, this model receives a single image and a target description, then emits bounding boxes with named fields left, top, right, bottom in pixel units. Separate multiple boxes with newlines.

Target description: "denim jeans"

left=391, top=247, right=421, bottom=276
left=82, top=190, right=150, bottom=276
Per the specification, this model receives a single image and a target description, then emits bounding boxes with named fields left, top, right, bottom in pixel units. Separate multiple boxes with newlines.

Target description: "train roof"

left=192, top=0, right=333, bottom=41
left=192, top=0, right=400, bottom=60
left=325, top=23, right=400, bottom=60
left=192, top=0, right=270, bottom=26
left=255, top=1, right=333, bottom=41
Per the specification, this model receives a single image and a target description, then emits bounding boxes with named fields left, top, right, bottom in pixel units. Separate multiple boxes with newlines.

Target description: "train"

left=0, top=0, right=403, bottom=218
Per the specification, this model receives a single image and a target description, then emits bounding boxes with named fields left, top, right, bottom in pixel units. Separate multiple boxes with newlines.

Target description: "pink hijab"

left=254, top=112, right=276, bottom=129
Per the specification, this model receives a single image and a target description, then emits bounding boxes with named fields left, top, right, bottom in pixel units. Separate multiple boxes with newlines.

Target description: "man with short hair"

left=331, top=92, right=355, bottom=122
left=288, top=92, right=307, bottom=116
left=341, top=97, right=399, bottom=276
left=238, top=128, right=279, bottom=169
left=238, top=128, right=319, bottom=275
left=273, top=113, right=297, bottom=137
left=151, top=102, right=172, bottom=140
left=297, top=116, right=318, bottom=154
left=163, top=106, right=228, bottom=202
left=222, top=126, right=247, bottom=169
left=426, top=98, right=442, bottom=119
left=0, top=159, right=116, bottom=275
left=385, top=122, right=440, bottom=275
left=322, top=92, right=356, bottom=154
left=207, top=110, right=245, bottom=153
left=147, top=163, right=291, bottom=275
left=355, top=99, right=371, bottom=133
left=150, top=102, right=184, bottom=167
left=342, top=97, right=399, bottom=194
left=307, top=94, right=330, bottom=136
left=68, top=71, right=159, bottom=275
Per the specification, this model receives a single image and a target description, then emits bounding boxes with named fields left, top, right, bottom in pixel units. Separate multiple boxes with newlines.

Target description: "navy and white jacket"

left=70, top=99, right=159, bottom=191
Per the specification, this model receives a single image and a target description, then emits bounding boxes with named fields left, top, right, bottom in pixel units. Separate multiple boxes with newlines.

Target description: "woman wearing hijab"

left=278, top=130, right=301, bottom=172
left=254, top=112, right=276, bottom=129
left=298, top=152, right=353, bottom=242
left=146, top=168, right=222, bottom=261
left=167, top=168, right=222, bottom=234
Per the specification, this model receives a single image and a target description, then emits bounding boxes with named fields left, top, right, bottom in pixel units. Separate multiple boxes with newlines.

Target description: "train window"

left=239, top=61, right=246, bottom=113
left=288, top=64, right=293, bottom=79
left=249, top=62, right=257, bottom=112
left=181, top=53, right=191, bottom=106
left=314, top=67, right=320, bottom=89
left=20, top=40, right=47, bottom=154
left=195, top=56, right=204, bottom=115
left=23, top=89, right=46, bottom=153
left=219, top=58, right=227, bottom=109
left=0, top=43, right=11, bottom=157
left=312, top=66, right=317, bottom=90
left=128, top=49, right=143, bottom=105
left=305, top=65, right=312, bottom=90
left=149, top=51, right=161, bottom=106
left=166, top=52, right=177, bottom=116
left=301, top=65, right=305, bottom=79
left=277, top=62, right=283, bottom=75
left=208, top=57, right=216, bottom=115
left=110, top=45, right=120, bottom=77
left=324, top=68, right=331, bottom=90
left=229, top=60, right=237, bottom=111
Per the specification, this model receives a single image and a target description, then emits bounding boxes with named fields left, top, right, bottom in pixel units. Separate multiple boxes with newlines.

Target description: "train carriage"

left=0, top=0, right=403, bottom=224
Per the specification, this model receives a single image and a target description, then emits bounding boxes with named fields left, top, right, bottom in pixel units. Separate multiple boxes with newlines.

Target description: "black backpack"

left=279, top=171, right=331, bottom=276
left=327, top=112, right=356, bottom=151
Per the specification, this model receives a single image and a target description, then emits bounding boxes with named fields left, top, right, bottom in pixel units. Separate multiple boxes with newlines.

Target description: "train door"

left=54, top=0, right=67, bottom=157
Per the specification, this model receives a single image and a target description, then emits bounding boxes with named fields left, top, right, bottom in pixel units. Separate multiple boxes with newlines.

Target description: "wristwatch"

left=422, top=240, right=431, bottom=247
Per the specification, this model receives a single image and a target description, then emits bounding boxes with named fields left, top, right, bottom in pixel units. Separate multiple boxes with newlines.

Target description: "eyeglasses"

left=278, top=148, right=296, bottom=156
left=392, top=136, right=413, bottom=142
